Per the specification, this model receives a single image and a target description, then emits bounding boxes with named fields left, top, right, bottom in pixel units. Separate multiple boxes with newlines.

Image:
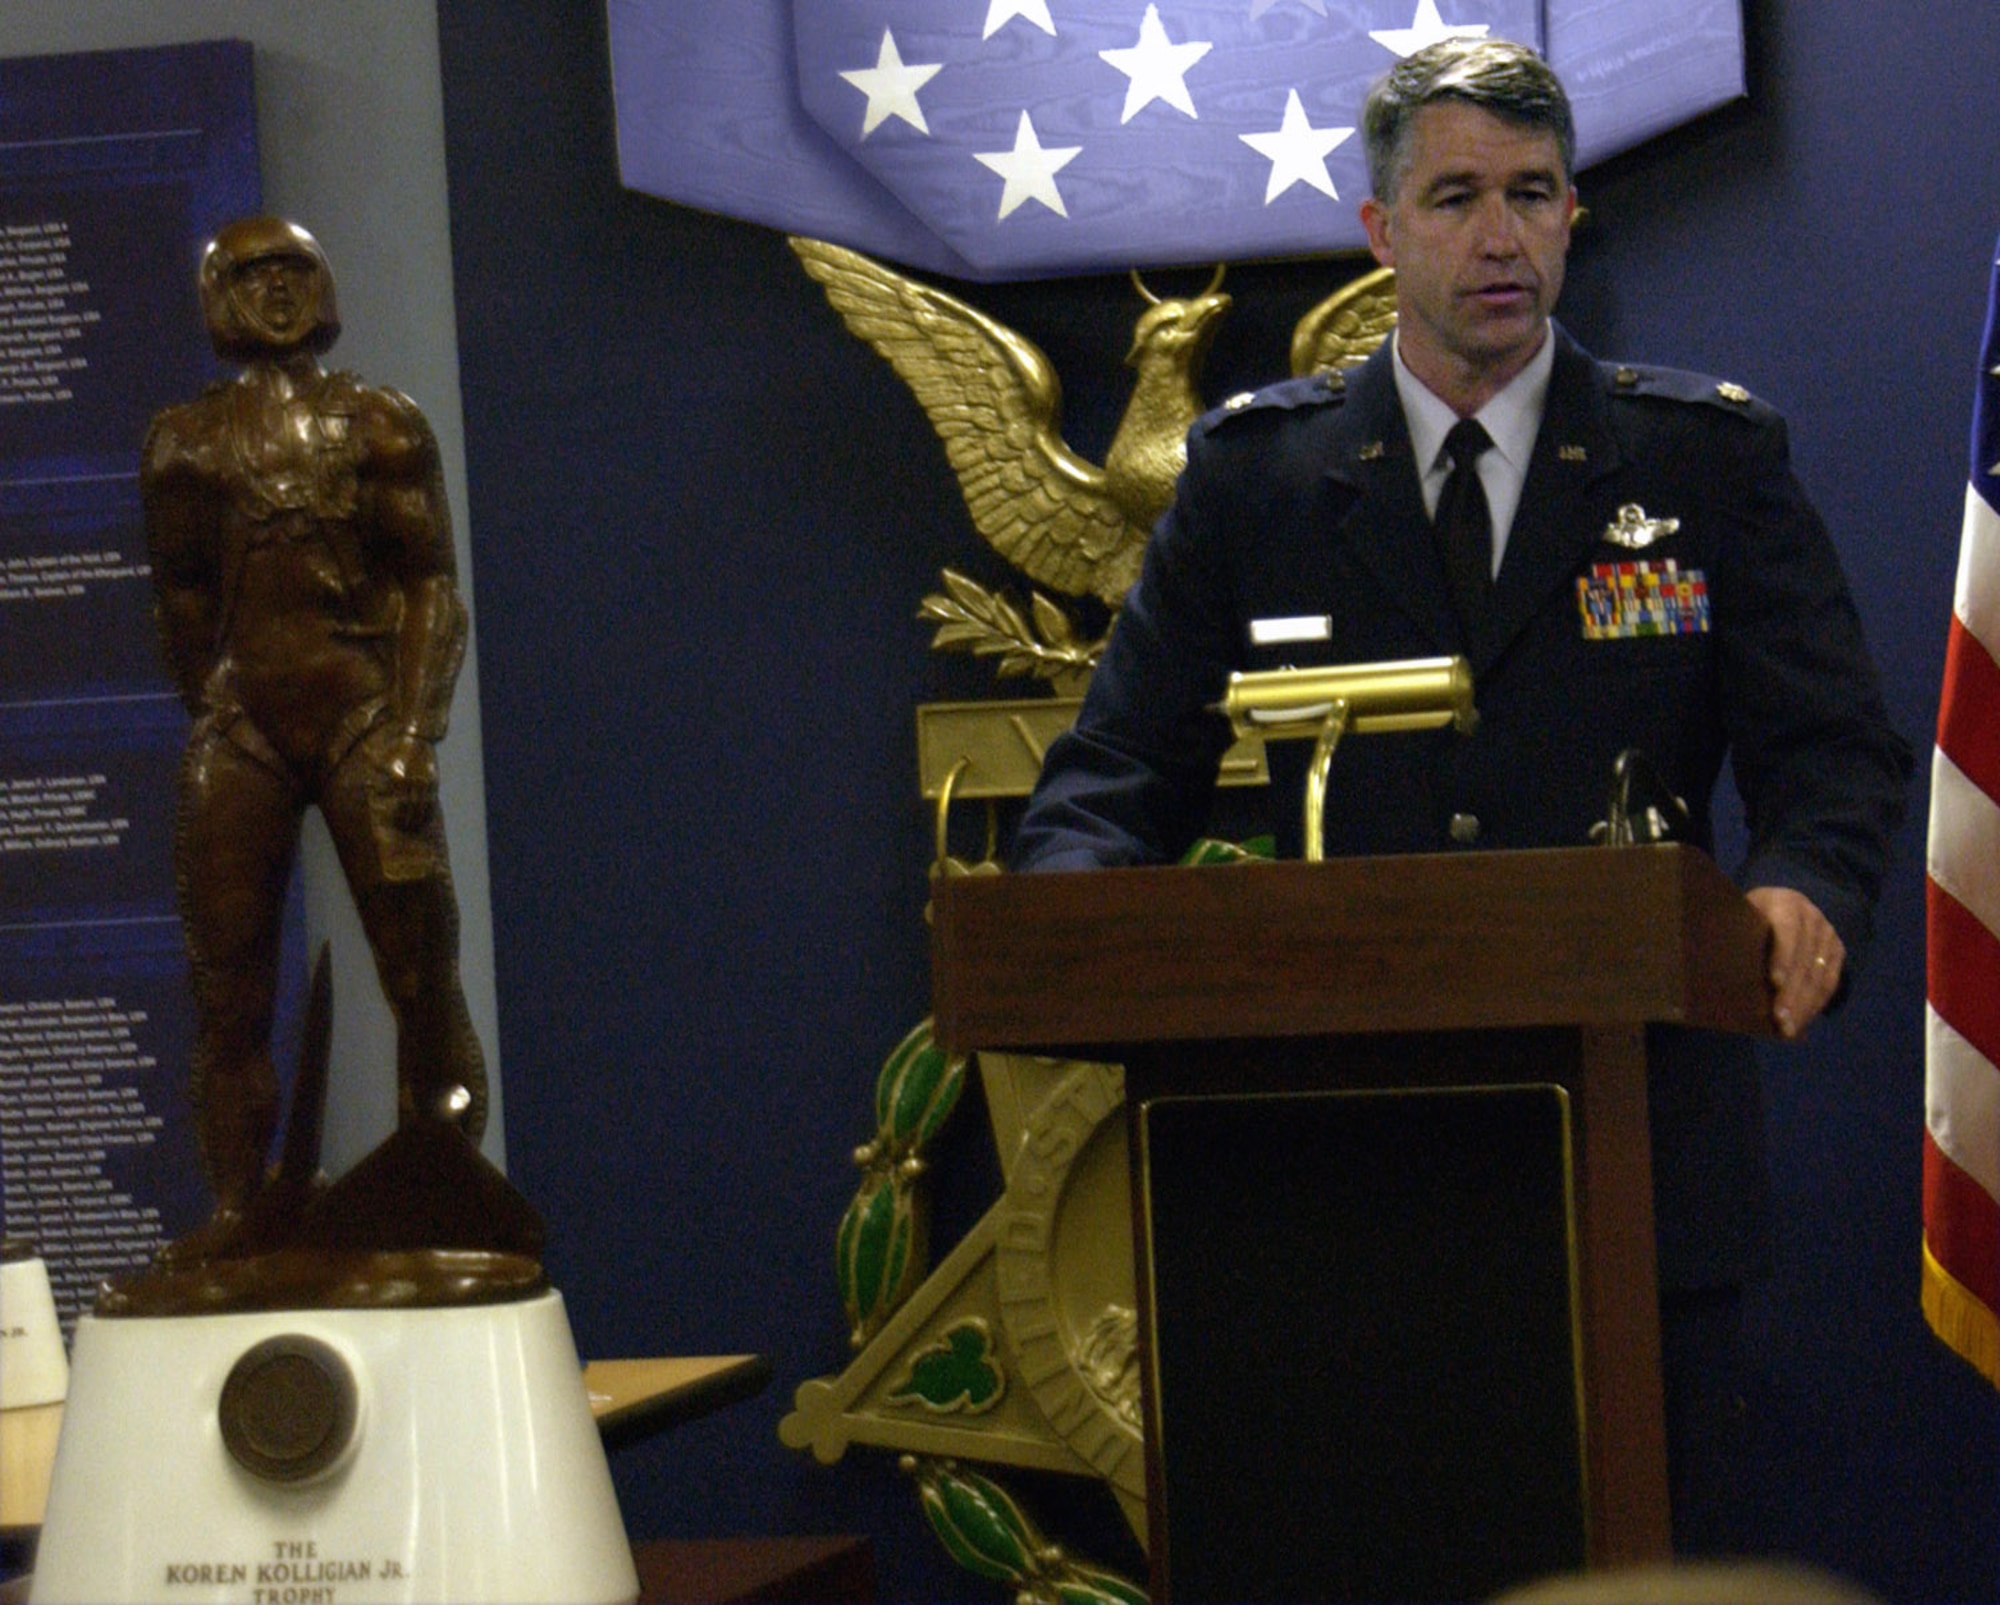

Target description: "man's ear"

left=1360, top=196, right=1393, bottom=269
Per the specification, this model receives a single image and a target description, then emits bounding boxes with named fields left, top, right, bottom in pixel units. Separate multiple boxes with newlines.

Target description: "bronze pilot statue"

left=139, top=217, right=488, bottom=1270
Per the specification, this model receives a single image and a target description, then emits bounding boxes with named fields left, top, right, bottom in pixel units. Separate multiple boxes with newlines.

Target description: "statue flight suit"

left=140, top=217, right=485, bottom=1260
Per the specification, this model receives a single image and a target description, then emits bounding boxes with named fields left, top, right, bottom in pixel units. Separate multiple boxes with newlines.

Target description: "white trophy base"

left=29, top=1289, right=637, bottom=1604
left=0, top=1254, right=68, bottom=1409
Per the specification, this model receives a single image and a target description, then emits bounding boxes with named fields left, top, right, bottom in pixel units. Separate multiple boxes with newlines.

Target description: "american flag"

left=1924, top=231, right=2000, bottom=1386
left=608, top=0, right=1745, bottom=281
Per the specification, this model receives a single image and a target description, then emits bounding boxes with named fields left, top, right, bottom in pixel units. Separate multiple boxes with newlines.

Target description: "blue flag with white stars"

left=609, top=0, right=1744, bottom=281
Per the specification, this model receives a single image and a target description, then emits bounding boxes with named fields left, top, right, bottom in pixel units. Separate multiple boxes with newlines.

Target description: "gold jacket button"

left=1448, top=813, right=1481, bottom=845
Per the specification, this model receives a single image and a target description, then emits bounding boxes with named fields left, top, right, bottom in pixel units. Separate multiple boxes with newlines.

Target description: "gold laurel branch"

left=920, top=568, right=1101, bottom=696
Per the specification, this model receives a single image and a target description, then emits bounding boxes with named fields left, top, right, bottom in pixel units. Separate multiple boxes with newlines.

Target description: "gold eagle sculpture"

left=790, top=236, right=1231, bottom=609
left=790, top=235, right=1396, bottom=624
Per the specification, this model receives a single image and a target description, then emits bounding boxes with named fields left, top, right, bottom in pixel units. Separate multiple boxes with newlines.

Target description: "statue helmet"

left=198, top=216, right=341, bottom=361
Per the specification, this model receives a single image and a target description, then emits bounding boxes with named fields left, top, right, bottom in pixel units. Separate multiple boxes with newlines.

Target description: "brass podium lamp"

left=1216, top=655, right=1477, bottom=860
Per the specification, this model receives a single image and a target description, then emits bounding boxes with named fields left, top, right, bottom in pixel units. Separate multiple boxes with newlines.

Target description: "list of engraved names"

left=0, top=999, right=167, bottom=1312
left=0, top=219, right=98, bottom=407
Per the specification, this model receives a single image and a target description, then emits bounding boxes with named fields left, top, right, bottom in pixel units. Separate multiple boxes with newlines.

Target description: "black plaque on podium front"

left=1140, top=1076, right=1585, bottom=1601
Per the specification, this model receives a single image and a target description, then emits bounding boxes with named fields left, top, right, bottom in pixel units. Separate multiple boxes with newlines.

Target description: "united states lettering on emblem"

left=1923, top=231, right=2000, bottom=1387
left=607, top=0, right=1746, bottom=281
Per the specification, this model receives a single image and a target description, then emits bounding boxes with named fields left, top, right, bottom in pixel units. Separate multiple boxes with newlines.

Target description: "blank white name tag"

left=1249, top=614, right=1331, bottom=646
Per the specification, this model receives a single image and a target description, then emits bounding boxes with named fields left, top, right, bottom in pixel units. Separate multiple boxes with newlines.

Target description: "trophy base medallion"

left=29, top=1289, right=636, bottom=1604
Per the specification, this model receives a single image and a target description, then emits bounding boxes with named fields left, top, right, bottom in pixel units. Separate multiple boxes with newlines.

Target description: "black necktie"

left=1434, top=417, right=1494, bottom=631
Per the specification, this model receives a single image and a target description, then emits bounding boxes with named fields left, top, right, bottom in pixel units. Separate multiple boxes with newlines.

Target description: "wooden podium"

left=930, top=845, right=1774, bottom=1603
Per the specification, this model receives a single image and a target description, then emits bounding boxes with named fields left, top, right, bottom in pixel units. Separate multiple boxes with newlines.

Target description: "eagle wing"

left=1290, top=264, right=1397, bottom=378
left=791, top=236, right=1138, bottom=605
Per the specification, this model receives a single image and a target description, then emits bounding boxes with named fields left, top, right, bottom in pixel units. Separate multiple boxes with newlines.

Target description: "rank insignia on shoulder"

left=1715, top=382, right=1751, bottom=404
left=1577, top=559, right=1710, bottom=639
left=1601, top=503, right=1680, bottom=550
left=1223, top=391, right=1256, bottom=410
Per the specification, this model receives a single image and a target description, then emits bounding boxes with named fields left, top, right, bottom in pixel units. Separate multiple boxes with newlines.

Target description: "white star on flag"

left=1371, top=0, right=1489, bottom=56
left=974, top=110, right=1082, bottom=219
left=839, top=30, right=943, bottom=136
left=1099, top=5, right=1214, bottom=123
left=1248, top=0, right=1329, bottom=17
left=982, top=0, right=1056, bottom=40
left=1239, top=89, right=1353, bottom=202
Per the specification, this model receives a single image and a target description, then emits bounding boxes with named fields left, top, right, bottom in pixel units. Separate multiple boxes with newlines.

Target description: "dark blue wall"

left=436, top=3, right=1998, bottom=1599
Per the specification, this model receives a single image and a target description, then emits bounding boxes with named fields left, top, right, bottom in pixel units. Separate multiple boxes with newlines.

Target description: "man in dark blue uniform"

left=1012, top=37, right=1911, bottom=1552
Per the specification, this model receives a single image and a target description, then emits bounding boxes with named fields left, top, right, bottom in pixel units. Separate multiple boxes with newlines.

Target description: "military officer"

left=1011, top=37, right=1912, bottom=1552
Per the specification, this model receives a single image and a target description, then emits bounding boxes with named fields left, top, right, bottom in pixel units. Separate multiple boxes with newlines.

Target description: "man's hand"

left=1745, top=886, right=1844, bottom=1039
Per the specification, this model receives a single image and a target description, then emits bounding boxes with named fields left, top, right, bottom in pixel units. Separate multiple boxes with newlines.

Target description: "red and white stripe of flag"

left=1925, top=400, right=2000, bottom=1383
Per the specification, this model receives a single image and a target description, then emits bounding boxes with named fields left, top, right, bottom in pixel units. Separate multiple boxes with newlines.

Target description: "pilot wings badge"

left=1601, top=503, right=1681, bottom=550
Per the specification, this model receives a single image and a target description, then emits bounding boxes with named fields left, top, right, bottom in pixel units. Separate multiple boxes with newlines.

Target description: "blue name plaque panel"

left=0, top=39, right=269, bottom=1326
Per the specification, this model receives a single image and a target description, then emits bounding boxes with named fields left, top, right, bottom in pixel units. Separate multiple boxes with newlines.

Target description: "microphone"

left=1592, top=747, right=1690, bottom=846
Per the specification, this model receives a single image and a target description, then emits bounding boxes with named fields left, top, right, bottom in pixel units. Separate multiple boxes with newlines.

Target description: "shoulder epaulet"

left=1604, top=362, right=1767, bottom=417
left=1199, top=369, right=1348, bottom=434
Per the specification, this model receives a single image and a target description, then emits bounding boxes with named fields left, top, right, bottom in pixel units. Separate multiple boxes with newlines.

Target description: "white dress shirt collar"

left=1392, top=329, right=1556, bottom=574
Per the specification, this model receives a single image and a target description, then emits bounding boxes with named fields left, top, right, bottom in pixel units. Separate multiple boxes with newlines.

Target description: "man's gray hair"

left=1362, top=38, right=1575, bottom=202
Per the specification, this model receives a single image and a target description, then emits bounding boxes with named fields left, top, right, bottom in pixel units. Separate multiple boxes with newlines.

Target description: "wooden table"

left=632, top=1536, right=874, bottom=1604
left=0, top=1404, right=61, bottom=1533
left=584, top=1354, right=770, bottom=1450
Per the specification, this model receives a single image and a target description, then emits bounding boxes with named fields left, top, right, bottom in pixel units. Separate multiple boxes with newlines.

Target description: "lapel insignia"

left=1357, top=440, right=1385, bottom=462
left=1602, top=503, right=1680, bottom=550
left=1715, top=381, right=1751, bottom=403
left=1223, top=391, right=1255, bottom=410
left=1558, top=444, right=1587, bottom=463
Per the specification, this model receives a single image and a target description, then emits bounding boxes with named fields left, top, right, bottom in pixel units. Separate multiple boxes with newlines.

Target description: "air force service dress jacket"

left=1011, top=325, right=1912, bottom=1289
